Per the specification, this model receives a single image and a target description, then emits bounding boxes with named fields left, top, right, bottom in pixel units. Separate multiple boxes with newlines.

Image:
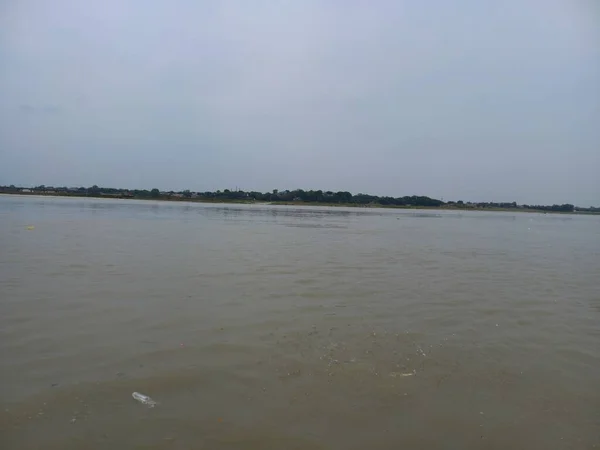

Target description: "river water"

left=1, top=195, right=599, bottom=449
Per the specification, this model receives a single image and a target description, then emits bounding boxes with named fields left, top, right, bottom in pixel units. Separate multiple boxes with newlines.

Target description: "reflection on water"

left=1, top=195, right=599, bottom=449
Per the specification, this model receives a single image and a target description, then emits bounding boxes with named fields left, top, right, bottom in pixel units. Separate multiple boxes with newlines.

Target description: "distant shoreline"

left=268, top=201, right=596, bottom=214
left=2, top=192, right=598, bottom=215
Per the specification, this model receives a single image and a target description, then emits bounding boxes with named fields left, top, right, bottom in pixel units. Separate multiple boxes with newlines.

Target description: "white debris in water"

left=389, top=371, right=415, bottom=378
left=132, top=392, right=158, bottom=408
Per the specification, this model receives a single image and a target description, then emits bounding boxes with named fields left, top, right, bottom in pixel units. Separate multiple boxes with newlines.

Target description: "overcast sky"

left=1, top=0, right=598, bottom=205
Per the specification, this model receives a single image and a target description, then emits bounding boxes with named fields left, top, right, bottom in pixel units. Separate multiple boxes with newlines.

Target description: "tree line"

left=0, top=184, right=584, bottom=212
left=197, top=189, right=445, bottom=207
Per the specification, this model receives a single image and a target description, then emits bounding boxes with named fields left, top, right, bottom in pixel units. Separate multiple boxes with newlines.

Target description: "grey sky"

left=1, top=0, right=598, bottom=205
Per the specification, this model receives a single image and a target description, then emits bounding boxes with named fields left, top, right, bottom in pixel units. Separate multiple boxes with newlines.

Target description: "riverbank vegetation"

left=1, top=184, right=596, bottom=213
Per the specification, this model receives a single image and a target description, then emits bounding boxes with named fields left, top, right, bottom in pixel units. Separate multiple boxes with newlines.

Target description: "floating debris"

left=132, top=392, right=158, bottom=407
left=389, top=371, right=415, bottom=378
left=26, top=226, right=35, bottom=230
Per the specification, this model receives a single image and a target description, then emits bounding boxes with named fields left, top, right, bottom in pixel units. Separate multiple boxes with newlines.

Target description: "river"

left=1, top=195, right=598, bottom=449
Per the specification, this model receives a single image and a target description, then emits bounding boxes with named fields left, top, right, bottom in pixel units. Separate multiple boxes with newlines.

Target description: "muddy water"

left=1, top=195, right=599, bottom=449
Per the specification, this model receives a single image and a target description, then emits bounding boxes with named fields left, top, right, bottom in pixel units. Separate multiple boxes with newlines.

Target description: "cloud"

left=18, top=105, right=35, bottom=114
left=0, top=0, right=598, bottom=205
left=18, top=104, right=63, bottom=115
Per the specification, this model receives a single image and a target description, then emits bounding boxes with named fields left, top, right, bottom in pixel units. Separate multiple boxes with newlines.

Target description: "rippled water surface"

left=1, top=195, right=599, bottom=449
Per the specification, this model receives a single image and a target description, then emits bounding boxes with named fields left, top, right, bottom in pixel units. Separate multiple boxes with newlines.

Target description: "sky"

left=0, top=0, right=598, bottom=205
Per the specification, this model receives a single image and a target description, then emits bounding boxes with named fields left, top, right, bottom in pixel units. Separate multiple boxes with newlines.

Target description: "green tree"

left=150, top=188, right=160, bottom=198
